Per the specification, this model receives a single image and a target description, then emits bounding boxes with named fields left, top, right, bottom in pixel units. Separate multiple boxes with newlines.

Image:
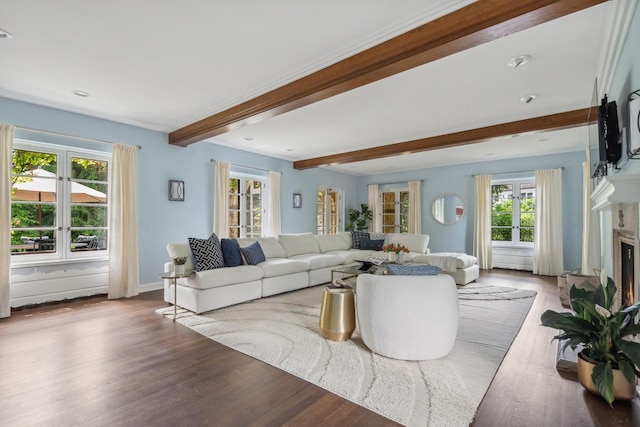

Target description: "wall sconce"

left=293, top=193, right=302, bottom=208
left=168, top=180, right=184, bottom=201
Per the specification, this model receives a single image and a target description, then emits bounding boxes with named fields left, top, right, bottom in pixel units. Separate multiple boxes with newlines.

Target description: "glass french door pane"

left=70, top=206, right=107, bottom=227
left=70, top=229, right=107, bottom=251
left=400, top=191, right=409, bottom=233
left=228, top=227, right=240, bottom=238
left=520, top=227, right=534, bottom=242
left=71, top=157, right=108, bottom=181
left=10, top=203, right=56, bottom=227
left=492, top=227, right=512, bottom=241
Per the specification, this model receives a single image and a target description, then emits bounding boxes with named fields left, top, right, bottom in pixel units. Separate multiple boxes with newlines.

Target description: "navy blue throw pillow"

left=386, top=264, right=442, bottom=276
left=351, top=231, right=370, bottom=249
left=359, top=239, right=385, bottom=251
left=240, top=241, right=266, bottom=265
left=221, top=238, right=242, bottom=267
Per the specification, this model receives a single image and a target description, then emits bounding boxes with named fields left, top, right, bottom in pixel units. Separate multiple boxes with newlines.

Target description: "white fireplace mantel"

left=591, top=174, right=640, bottom=211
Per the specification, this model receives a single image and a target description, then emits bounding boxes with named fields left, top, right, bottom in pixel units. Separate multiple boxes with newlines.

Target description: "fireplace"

left=617, top=234, right=636, bottom=308
left=591, top=174, right=640, bottom=312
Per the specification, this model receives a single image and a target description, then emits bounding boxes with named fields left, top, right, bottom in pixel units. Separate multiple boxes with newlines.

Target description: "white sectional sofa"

left=163, top=231, right=475, bottom=314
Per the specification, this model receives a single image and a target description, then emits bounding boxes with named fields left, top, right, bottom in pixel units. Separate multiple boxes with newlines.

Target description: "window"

left=10, top=142, right=110, bottom=260
left=316, top=187, right=342, bottom=234
left=228, top=173, right=267, bottom=238
left=381, top=189, right=409, bottom=233
left=491, top=179, right=535, bottom=245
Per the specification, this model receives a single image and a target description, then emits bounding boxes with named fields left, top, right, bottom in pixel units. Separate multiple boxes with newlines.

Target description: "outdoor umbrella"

left=11, top=168, right=106, bottom=202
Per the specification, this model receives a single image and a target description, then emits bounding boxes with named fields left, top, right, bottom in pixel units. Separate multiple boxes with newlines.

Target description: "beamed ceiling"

left=1, top=0, right=635, bottom=175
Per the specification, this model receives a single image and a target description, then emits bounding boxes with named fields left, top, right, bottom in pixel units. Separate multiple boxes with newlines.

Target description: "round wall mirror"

left=432, top=193, right=465, bottom=225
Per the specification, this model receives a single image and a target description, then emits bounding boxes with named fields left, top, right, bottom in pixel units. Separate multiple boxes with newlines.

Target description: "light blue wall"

left=356, top=150, right=586, bottom=270
left=1, top=97, right=355, bottom=285
left=609, top=0, right=640, bottom=176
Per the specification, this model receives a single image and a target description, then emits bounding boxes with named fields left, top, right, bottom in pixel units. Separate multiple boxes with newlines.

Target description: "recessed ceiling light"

left=485, top=153, right=495, bottom=156
left=507, top=55, right=531, bottom=68
left=519, top=94, right=538, bottom=103
left=286, top=148, right=295, bottom=152
left=243, top=136, right=253, bottom=141
left=72, top=90, right=91, bottom=98
left=539, top=137, right=550, bottom=142
left=0, top=28, right=13, bottom=39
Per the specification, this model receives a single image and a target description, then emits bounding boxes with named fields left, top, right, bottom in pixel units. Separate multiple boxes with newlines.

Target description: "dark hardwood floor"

left=1, top=270, right=639, bottom=426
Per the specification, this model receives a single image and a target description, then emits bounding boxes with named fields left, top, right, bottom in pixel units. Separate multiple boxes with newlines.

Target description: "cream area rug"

left=157, top=283, right=536, bottom=426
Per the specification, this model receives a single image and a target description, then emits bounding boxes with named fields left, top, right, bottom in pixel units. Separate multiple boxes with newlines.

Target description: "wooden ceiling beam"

left=169, top=0, right=605, bottom=147
left=293, top=108, right=597, bottom=170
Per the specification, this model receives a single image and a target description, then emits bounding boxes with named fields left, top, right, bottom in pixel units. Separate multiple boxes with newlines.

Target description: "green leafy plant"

left=540, top=270, right=640, bottom=405
left=346, top=204, right=372, bottom=231
left=172, top=256, right=188, bottom=265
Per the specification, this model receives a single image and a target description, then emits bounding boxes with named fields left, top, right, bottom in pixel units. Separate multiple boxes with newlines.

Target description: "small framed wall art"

left=293, top=193, right=302, bottom=208
left=168, top=180, right=185, bottom=201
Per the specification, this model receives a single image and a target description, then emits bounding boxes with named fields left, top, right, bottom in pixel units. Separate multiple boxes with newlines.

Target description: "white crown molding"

left=596, top=0, right=639, bottom=95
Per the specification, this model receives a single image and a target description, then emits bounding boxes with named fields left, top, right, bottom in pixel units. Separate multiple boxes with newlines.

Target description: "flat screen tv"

left=599, top=94, right=621, bottom=164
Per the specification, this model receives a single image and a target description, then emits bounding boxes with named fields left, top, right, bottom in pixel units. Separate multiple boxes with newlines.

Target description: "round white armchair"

left=355, top=273, right=459, bottom=360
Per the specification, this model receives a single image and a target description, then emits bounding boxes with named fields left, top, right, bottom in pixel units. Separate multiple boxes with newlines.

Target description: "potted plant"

left=346, top=204, right=373, bottom=231
left=172, top=256, right=188, bottom=275
left=540, top=270, right=640, bottom=405
left=381, top=243, right=410, bottom=264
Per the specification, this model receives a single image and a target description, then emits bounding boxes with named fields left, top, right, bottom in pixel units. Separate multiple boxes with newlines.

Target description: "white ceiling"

left=0, top=1, right=631, bottom=175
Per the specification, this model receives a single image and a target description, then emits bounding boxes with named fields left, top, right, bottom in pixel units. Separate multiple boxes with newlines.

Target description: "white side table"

left=159, top=270, right=194, bottom=321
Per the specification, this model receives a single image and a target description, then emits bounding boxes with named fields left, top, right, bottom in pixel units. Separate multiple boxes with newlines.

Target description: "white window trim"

left=11, top=140, right=111, bottom=266
left=229, top=171, right=269, bottom=238
left=317, top=187, right=344, bottom=234
left=491, top=177, right=535, bottom=249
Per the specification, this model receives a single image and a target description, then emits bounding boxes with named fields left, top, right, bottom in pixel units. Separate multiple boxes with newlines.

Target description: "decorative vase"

left=388, top=252, right=396, bottom=263
left=174, top=264, right=186, bottom=275
left=577, top=351, right=636, bottom=401
left=397, top=252, right=405, bottom=264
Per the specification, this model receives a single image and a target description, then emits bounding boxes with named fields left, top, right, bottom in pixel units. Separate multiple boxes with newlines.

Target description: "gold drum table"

left=319, top=287, right=355, bottom=341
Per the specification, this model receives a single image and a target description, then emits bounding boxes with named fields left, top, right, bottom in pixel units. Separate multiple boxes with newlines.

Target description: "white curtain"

left=368, top=184, right=380, bottom=232
left=408, top=180, right=422, bottom=234
left=108, top=144, right=139, bottom=299
left=268, top=171, right=281, bottom=236
left=534, top=168, right=564, bottom=276
left=213, top=161, right=230, bottom=237
left=582, top=161, right=600, bottom=273
left=1, top=124, right=15, bottom=318
left=473, top=174, right=492, bottom=269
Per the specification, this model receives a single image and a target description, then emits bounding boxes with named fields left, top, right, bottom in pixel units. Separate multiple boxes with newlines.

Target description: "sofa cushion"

left=351, top=231, right=370, bottom=249
left=387, top=264, right=442, bottom=276
left=188, top=233, right=225, bottom=271
left=385, top=233, right=430, bottom=254
left=315, top=234, right=349, bottom=253
left=240, top=241, right=266, bottom=265
left=260, top=258, right=309, bottom=277
left=359, top=239, right=384, bottom=251
left=337, top=232, right=352, bottom=248
left=180, top=265, right=264, bottom=290
left=278, top=233, right=320, bottom=257
left=289, top=253, right=344, bottom=269
left=257, top=237, right=287, bottom=259
left=166, top=242, right=195, bottom=271
left=369, top=232, right=386, bottom=241
left=221, top=238, right=242, bottom=267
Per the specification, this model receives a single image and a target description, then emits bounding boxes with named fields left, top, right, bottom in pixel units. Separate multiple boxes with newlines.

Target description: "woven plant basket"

left=563, top=272, right=599, bottom=307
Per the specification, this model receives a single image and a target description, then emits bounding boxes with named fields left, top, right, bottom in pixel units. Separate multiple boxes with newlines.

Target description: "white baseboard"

left=140, top=281, right=163, bottom=293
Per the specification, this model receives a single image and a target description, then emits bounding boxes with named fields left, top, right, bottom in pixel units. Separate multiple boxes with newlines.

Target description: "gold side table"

left=159, top=270, right=194, bottom=321
left=319, top=287, right=356, bottom=341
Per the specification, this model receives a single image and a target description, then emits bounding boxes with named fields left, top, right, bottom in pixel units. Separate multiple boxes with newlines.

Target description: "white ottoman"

left=355, top=273, right=459, bottom=360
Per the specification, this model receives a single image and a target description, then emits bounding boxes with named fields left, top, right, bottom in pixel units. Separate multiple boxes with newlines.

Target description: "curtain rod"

left=15, top=125, right=142, bottom=150
left=471, top=167, right=564, bottom=177
left=211, top=159, right=283, bottom=175
left=367, top=179, right=422, bottom=187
